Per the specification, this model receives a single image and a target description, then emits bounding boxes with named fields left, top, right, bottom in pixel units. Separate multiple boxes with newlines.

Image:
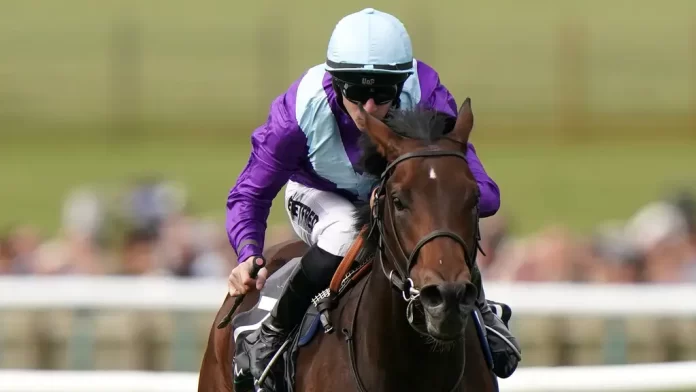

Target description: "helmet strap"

left=393, top=81, right=406, bottom=109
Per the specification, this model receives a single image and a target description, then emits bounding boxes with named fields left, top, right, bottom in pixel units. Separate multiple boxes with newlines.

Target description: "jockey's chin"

left=343, top=97, right=392, bottom=123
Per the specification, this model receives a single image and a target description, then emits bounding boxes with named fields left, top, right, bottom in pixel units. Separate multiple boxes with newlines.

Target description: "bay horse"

left=199, top=98, right=498, bottom=391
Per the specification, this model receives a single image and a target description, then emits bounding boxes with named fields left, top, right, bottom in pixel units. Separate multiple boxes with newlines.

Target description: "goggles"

left=337, top=80, right=398, bottom=105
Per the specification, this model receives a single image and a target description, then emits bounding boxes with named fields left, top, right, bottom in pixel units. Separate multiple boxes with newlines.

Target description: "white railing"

left=2, top=362, right=696, bottom=392
left=497, top=361, right=696, bottom=391
left=1, top=276, right=695, bottom=317
left=1, top=277, right=695, bottom=391
left=0, top=370, right=198, bottom=392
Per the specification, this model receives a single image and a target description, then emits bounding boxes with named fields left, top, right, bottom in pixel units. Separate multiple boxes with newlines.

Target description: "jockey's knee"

left=300, top=245, right=343, bottom=288
left=315, top=219, right=358, bottom=257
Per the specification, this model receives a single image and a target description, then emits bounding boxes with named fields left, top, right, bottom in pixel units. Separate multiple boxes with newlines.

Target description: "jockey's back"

left=227, top=59, right=504, bottom=263
left=285, top=59, right=456, bottom=201
left=227, top=59, right=472, bottom=262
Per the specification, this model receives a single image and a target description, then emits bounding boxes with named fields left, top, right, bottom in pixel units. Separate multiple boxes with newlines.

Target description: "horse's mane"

left=352, top=107, right=457, bottom=259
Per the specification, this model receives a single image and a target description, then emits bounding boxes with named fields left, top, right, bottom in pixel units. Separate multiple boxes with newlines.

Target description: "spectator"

left=589, top=222, right=645, bottom=283
left=0, top=232, right=13, bottom=274
left=119, top=227, right=162, bottom=275
left=1, top=225, right=41, bottom=274
left=624, top=201, right=693, bottom=282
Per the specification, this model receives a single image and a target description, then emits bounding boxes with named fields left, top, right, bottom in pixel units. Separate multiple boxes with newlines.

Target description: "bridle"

left=368, top=144, right=484, bottom=303
left=345, top=143, right=485, bottom=392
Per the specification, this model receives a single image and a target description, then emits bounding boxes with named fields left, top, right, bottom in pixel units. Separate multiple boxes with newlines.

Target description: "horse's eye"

left=393, top=197, right=406, bottom=211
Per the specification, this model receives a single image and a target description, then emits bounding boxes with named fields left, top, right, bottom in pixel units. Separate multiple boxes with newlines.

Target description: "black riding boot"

left=473, top=269, right=523, bottom=378
left=248, top=245, right=342, bottom=390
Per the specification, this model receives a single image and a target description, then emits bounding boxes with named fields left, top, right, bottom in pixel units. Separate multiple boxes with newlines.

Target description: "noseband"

left=368, top=147, right=484, bottom=302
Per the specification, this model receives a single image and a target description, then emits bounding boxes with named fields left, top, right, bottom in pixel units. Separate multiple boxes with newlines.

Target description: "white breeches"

left=284, top=180, right=360, bottom=257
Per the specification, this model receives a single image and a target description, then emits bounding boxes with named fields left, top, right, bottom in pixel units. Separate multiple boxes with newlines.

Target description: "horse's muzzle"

left=418, top=282, right=478, bottom=340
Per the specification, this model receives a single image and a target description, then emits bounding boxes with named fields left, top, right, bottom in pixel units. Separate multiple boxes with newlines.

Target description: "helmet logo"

left=361, top=78, right=375, bottom=86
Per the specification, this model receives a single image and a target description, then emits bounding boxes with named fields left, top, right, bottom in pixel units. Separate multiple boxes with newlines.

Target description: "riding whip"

left=217, top=256, right=266, bottom=329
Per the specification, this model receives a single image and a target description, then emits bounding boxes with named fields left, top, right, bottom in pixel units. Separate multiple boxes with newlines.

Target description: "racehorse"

left=198, top=98, right=498, bottom=392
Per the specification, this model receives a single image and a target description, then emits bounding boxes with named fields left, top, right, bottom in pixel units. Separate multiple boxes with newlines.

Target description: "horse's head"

left=355, top=98, right=481, bottom=342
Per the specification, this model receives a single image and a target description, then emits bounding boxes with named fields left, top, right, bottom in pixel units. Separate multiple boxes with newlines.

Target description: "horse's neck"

left=355, top=266, right=466, bottom=391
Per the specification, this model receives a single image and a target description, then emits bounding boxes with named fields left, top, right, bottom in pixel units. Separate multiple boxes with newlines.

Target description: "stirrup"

left=253, top=338, right=294, bottom=390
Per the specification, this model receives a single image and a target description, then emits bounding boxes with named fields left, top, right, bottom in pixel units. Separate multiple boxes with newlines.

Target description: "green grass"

left=1, top=0, right=696, bottom=237
left=3, top=139, right=695, bottom=237
left=1, top=0, right=695, bottom=139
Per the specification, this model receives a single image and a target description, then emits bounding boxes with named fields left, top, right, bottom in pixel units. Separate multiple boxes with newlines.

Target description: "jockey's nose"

left=363, top=98, right=379, bottom=114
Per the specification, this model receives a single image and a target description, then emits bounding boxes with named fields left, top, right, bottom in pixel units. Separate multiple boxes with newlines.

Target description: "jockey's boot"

left=249, top=245, right=342, bottom=390
left=474, top=271, right=523, bottom=379
left=247, top=262, right=314, bottom=390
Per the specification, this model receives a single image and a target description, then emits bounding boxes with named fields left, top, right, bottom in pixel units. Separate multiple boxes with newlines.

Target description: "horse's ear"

left=354, top=105, right=403, bottom=159
left=449, top=97, right=474, bottom=146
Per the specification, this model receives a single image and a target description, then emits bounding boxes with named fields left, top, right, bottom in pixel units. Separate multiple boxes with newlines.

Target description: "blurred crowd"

left=479, top=190, right=696, bottom=283
left=1, top=178, right=696, bottom=283
left=0, top=177, right=231, bottom=277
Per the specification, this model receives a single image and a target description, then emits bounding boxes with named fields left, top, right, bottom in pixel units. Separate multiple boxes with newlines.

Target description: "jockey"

left=226, top=7, right=522, bottom=388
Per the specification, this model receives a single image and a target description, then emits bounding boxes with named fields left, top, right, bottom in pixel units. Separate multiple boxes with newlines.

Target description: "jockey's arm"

left=420, top=70, right=501, bottom=217
left=463, top=143, right=500, bottom=217
left=226, top=90, right=307, bottom=263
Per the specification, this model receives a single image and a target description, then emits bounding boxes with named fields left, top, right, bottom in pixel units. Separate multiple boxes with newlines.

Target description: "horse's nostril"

left=420, top=282, right=478, bottom=314
left=419, top=285, right=444, bottom=309
left=460, top=282, right=478, bottom=308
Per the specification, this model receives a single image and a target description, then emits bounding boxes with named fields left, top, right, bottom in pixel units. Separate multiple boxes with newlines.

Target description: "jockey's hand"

left=228, top=256, right=268, bottom=297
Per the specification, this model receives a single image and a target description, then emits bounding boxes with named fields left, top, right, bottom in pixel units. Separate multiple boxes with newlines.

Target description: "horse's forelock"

left=353, top=108, right=458, bottom=260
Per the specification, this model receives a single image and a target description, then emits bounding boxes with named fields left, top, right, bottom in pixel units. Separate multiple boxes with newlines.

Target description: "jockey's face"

left=343, top=96, right=392, bottom=124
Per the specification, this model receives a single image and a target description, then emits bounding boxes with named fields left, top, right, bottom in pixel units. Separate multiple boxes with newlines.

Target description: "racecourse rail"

left=1, top=361, right=696, bottom=392
left=1, top=276, right=696, bottom=316
left=1, top=277, right=695, bottom=391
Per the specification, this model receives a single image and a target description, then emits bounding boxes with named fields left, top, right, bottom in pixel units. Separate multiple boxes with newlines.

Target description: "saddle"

left=230, top=235, right=371, bottom=392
